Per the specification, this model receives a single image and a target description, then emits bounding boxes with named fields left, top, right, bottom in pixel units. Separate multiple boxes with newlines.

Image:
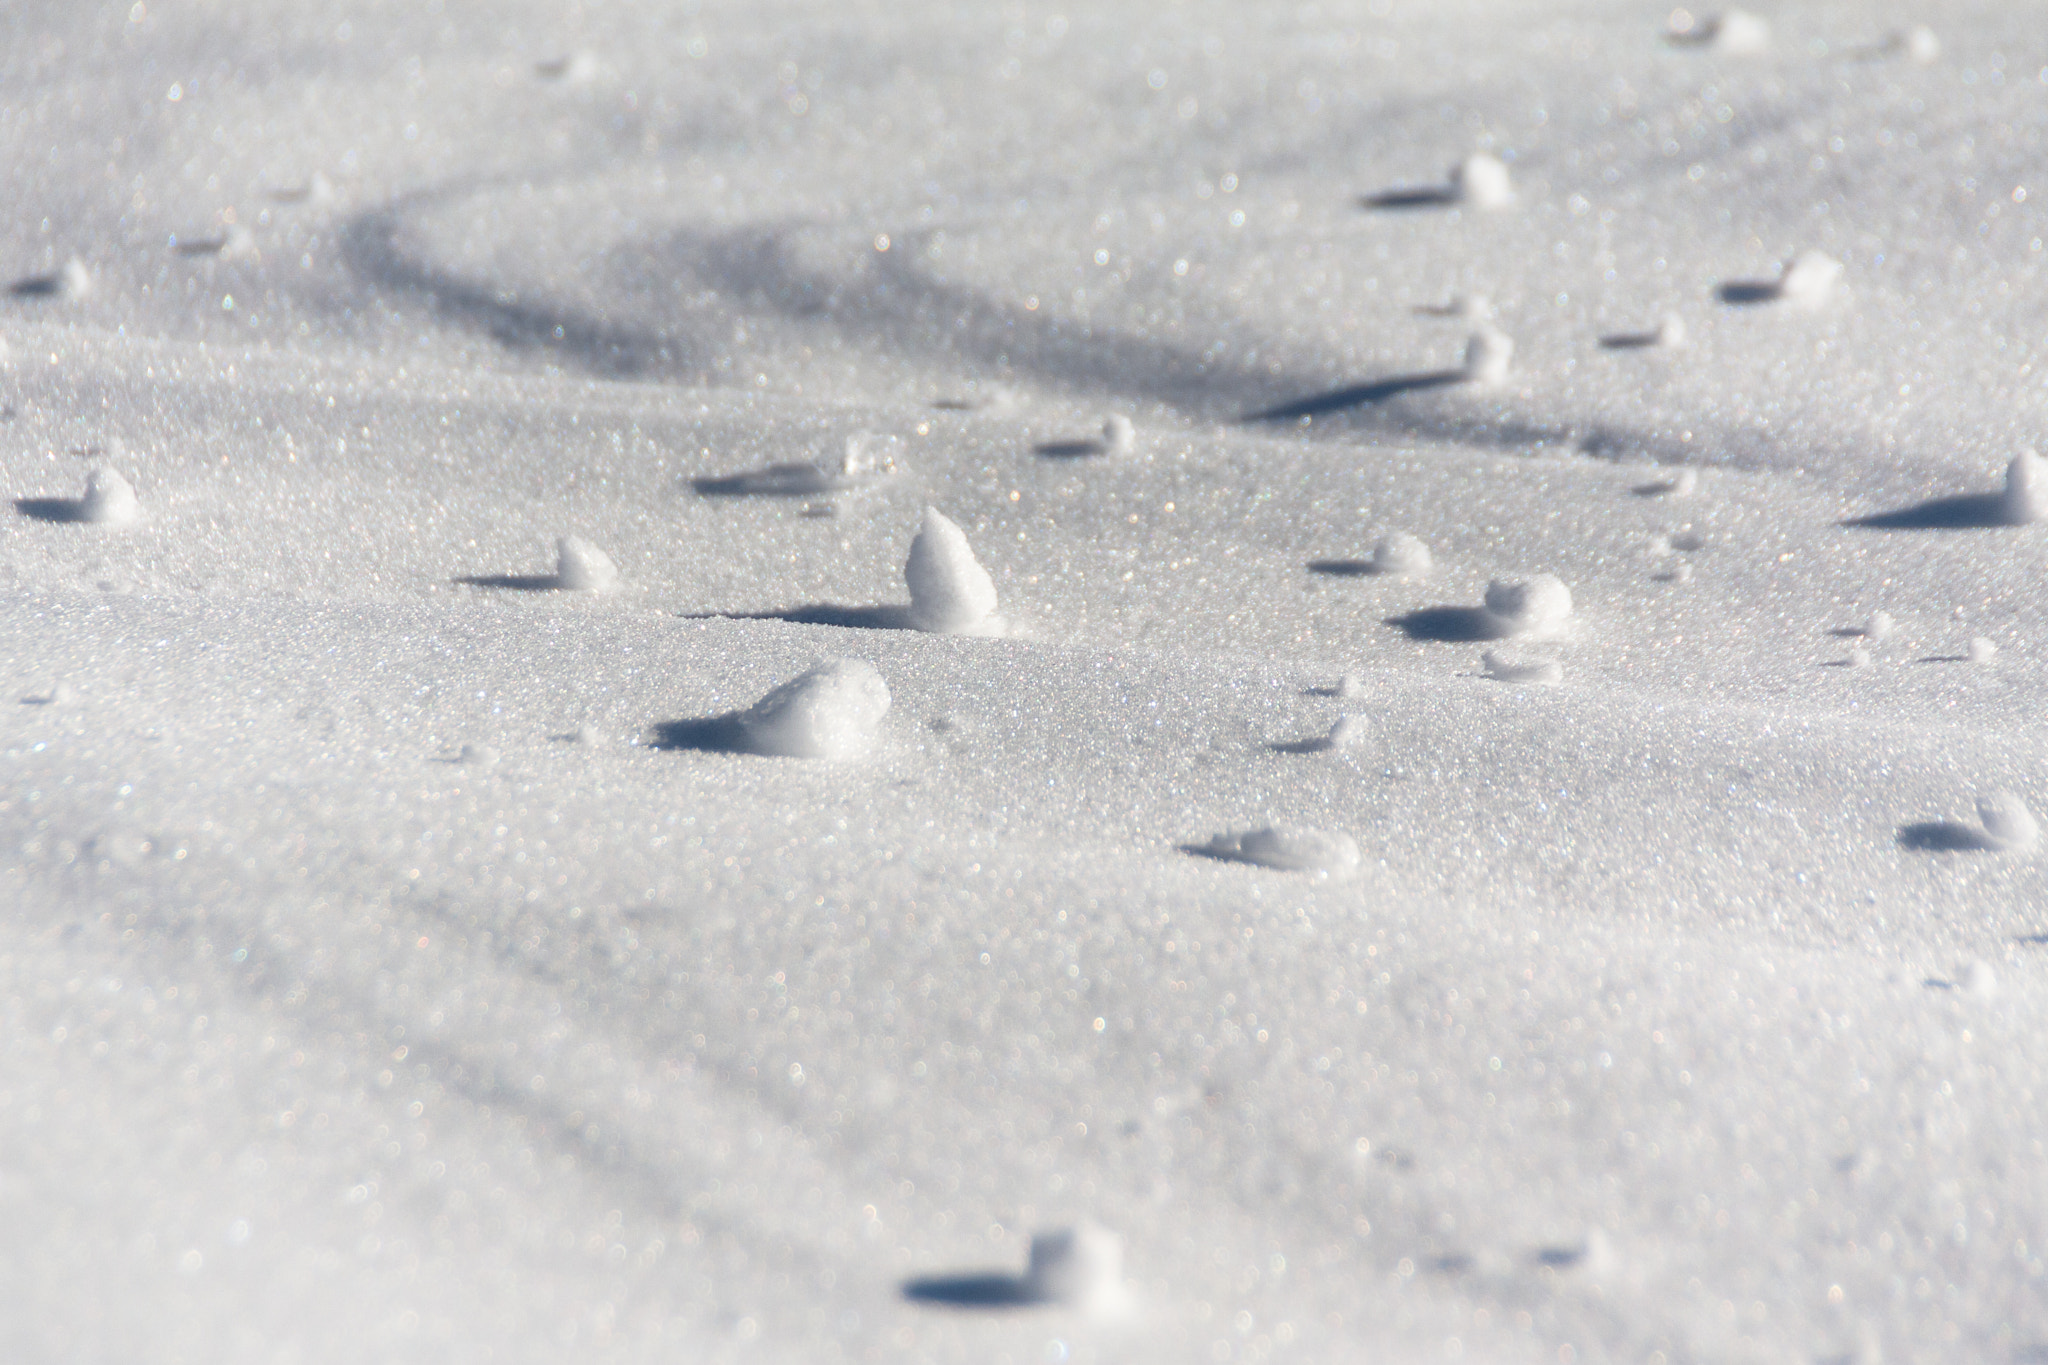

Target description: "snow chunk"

left=1461, top=327, right=1515, bottom=385
left=1896, top=25, right=1940, bottom=63
left=1845, top=645, right=1872, bottom=669
left=460, top=743, right=501, bottom=768
left=1416, top=294, right=1492, bottom=321
left=904, top=507, right=1002, bottom=635
left=1652, top=313, right=1687, bottom=347
left=1975, top=790, right=2039, bottom=852
left=1999, top=449, right=2048, bottom=525
left=1671, top=9, right=1771, bottom=54
left=1024, top=1224, right=1129, bottom=1316
left=1198, top=825, right=1362, bottom=875
left=555, top=536, right=619, bottom=592
left=1334, top=672, right=1369, bottom=701
left=1968, top=637, right=1998, bottom=663
left=1101, top=415, right=1136, bottom=455
left=1370, top=532, right=1432, bottom=577
left=1963, top=959, right=1999, bottom=999
left=1863, top=611, right=1896, bottom=641
left=1773, top=250, right=1842, bottom=306
left=1482, top=650, right=1563, bottom=685
left=737, top=659, right=891, bottom=759
left=1482, top=575, right=1572, bottom=637
left=80, top=467, right=141, bottom=525
left=1451, top=154, right=1513, bottom=210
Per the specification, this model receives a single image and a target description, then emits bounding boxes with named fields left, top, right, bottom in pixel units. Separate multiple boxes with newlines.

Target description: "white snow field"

left=5, top=1, right=2048, bottom=1361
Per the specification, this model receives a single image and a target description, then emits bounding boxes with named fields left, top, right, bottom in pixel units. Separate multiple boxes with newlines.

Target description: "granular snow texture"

left=5, top=2, right=2048, bottom=1363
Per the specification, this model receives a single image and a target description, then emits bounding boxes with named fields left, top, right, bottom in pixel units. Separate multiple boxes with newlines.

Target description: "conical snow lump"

left=555, top=536, right=619, bottom=591
left=80, top=466, right=141, bottom=525
left=737, top=659, right=892, bottom=758
left=904, top=506, right=1003, bottom=635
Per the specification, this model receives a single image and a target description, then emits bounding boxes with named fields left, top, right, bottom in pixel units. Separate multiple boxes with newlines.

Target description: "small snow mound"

left=1101, top=415, right=1136, bottom=455
left=1773, top=250, right=1842, bottom=306
left=1323, top=716, right=1370, bottom=750
left=1482, top=650, right=1563, bottom=685
left=1025, top=1224, right=1129, bottom=1316
left=1670, top=9, right=1770, bottom=54
left=460, top=744, right=501, bottom=768
left=1963, top=959, right=1999, bottom=999
left=1897, top=25, right=1940, bottom=63
left=904, top=507, right=1002, bottom=635
left=1999, top=449, right=2048, bottom=524
left=1975, top=790, right=2039, bottom=852
left=1652, top=313, right=1687, bottom=347
left=1461, top=326, right=1515, bottom=385
left=1370, top=532, right=1432, bottom=577
left=738, top=659, right=891, bottom=759
left=1200, top=825, right=1362, bottom=875
left=1451, top=154, right=1513, bottom=210
left=1334, top=672, right=1368, bottom=701
left=55, top=258, right=92, bottom=297
left=572, top=724, right=606, bottom=746
left=555, top=536, right=619, bottom=592
left=22, top=682, right=78, bottom=707
left=1846, top=645, right=1872, bottom=669
left=1968, top=637, right=1998, bottom=663
left=80, top=467, right=140, bottom=525
left=1669, top=468, right=1699, bottom=497
left=1482, top=575, right=1572, bottom=637
left=1863, top=611, right=1896, bottom=641
left=535, top=51, right=601, bottom=83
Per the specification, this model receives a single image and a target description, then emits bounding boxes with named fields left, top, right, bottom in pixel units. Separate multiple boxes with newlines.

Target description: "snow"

left=6, top=0, right=2048, bottom=1360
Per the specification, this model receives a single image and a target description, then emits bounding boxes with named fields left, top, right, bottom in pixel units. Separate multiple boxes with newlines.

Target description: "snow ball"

left=22, top=681, right=78, bottom=706
left=555, top=535, right=619, bottom=592
left=1974, top=790, right=2039, bottom=852
left=1101, top=415, right=1137, bottom=455
left=1450, top=154, right=1513, bottom=210
left=79, top=467, right=140, bottom=525
left=1968, top=637, right=1998, bottom=663
left=1899, top=25, right=1940, bottom=63
left=1369, top=532, right=1432, bottom=577
left=1481, top=574, right=1572, bottom=637
left=1963, top=959, right=1999, bottom=999
left=460, top=743, right=501, bottom=768
left=1481, top=650, right=1563, bottom=685
left=904, top=506, right=1001, bottom=635
left=572, top=723, right=606, bottom=746
left=1666, top=561, right=1694, bottom=584
left=1846, top=645, right=1872, bottom=669
left=1652, top=313, right=1688, bottom=347
left=1461, top=326, right=1515, bottom=386
left=1999, top=449, right=2048, bottom=524
left=536, top=51, right=601, bottom=83
left=1025, top=1223, right=1128, bottom=1316
left=1334, top=672, right=1369, bottom=701
left=1669, top=468, right=1699, bottom=497
left=1201, top=825, right=1362, bottom=875
left=1864, top=611, right=1896, bottom=641
left=1324, top=716, right=1370, bottom=750
left=737, top=659, right=891, bottom=759
left=1773, top=250, right=1842, bottom=306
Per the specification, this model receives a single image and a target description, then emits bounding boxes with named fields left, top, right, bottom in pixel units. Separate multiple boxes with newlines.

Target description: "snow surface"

left=6, top=1, right=2048, bottom=1362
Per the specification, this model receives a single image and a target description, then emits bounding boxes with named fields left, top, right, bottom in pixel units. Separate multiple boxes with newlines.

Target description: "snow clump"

left=1101, top=415, right=1136, bottom=455
left=1462, top=326, right=1515, bottom=385
left=904, top=507, right=1003, bottom=635
left=1670, top=9, right=1771, bottom=54
left=1025, top=1223, right=1129, bottom=1316
left=1451, top=154, right=1513, bottom=209
left=555, top=536, right=619, bottom=592
left=1999, top=449, right=2048, bottom=524
left=737, top=659, right=892, bottom=759
left=1974, top=790, right=2039, bottom=852
left=1369, top=532, right=1432, bottom=577
left=1481, top=575, right=1573, bottom=637
left=1772, top=250, right=1843, bottom=306
left=80, top=467, right=141, bottom=525
left=1968, top=637, right=1998, bottom=663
